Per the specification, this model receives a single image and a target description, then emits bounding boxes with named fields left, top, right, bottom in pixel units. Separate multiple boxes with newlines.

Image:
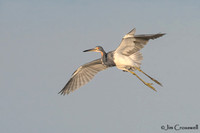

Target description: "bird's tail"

left=129, top=51, right=143, bottom=70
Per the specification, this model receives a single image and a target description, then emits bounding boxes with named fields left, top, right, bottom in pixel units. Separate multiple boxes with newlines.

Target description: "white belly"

left=114, top=53, right=135, bottom=70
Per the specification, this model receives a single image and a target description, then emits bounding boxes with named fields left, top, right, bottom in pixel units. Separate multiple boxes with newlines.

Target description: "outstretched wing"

left=59, top=59, right=108, bottom=95
left=115, top=28, right=165, bottom=56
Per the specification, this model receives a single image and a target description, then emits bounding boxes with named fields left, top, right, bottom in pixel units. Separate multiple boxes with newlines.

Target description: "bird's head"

left=83, top=46, right=104, bottom=53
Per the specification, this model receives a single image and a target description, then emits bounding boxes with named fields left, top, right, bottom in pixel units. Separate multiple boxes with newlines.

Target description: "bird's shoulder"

left=107, top=51, right=114, bottom=58
left=105, top=51, right=116, bottom=67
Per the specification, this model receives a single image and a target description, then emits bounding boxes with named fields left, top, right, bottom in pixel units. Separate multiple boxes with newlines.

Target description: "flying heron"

left=59, top=28, right=165, bottom=95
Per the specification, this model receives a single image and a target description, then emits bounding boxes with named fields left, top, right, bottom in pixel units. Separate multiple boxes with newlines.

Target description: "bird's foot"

left=126, top=69, right=157, bottom=92
left=144, top=82, right=157, bottom=92
left=135, top=67, right=162, bottom=87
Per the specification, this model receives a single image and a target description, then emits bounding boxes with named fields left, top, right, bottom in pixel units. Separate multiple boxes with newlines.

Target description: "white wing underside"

left=114, top=28, right=165, bottom=70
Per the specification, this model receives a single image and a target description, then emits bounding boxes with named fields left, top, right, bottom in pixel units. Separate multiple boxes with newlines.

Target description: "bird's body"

left=113, top=51, right=142, bottom=71
left=59, top=28, right=165, bottom=95
left=100, top=50, right=116, bottom=67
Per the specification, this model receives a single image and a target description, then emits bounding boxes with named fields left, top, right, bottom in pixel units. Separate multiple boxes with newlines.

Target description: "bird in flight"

left=59, top=28, right=165, bottom=95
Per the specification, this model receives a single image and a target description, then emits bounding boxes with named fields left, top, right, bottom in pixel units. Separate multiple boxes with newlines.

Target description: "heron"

left=59, top=28, right=165, bottom=95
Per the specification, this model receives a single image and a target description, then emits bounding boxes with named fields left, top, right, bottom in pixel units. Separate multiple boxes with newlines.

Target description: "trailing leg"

left=126, top=69, right=157, bottom=91
left=135, top=67, right=162, bottom=86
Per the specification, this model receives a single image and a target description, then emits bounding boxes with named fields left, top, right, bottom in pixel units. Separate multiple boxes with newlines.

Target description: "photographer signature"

left=161, top=124, right=198, bottom=131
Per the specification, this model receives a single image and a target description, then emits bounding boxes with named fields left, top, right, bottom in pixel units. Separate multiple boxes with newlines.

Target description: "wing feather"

left=115, top=28, right=165, bottom=56
left=59, top=59, right=108, bottom=95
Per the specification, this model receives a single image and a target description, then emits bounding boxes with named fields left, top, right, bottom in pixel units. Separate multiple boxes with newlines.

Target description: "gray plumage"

left=59, top=28, right=165, bottom=95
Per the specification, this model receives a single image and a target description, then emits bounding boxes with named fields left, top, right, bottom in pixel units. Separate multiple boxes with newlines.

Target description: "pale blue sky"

left=1, top=0, right=200, bottom=133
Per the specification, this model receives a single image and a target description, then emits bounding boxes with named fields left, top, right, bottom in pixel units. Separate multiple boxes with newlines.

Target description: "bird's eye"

left=96, top=47, right=99, bottom=50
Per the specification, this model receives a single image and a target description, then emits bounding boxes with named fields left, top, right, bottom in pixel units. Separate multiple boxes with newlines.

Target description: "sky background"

left=1, top=0, right=200, bottom=133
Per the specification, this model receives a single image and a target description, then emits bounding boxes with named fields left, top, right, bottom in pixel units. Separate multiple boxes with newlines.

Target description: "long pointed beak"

left=83, top=48, right=97, bottom=52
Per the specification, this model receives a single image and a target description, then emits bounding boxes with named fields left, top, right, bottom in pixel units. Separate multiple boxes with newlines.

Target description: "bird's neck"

left=100, top=50, right=107, bottom=64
